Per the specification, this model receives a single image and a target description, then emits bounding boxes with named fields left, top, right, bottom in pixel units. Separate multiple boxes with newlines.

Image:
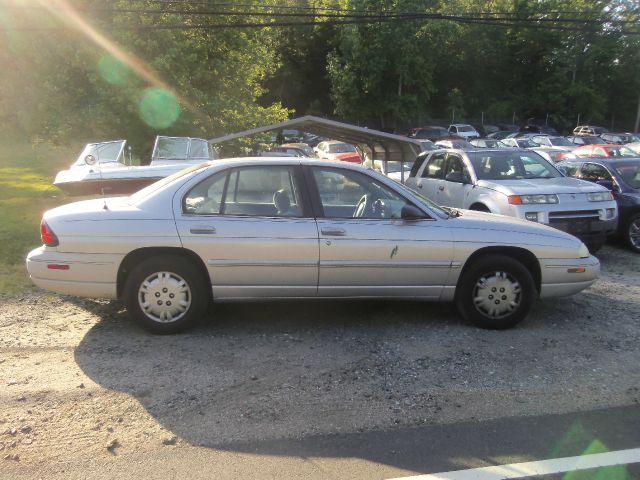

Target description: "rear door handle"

left=321, top=227, right=346, bottom=236
left=190, top=227, right=216, bottom=234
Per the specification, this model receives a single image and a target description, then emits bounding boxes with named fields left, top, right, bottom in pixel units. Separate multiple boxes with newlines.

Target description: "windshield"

left=328, top=143, right=357, bottom=153
left=154, top=137, right=190, bottom=159
left=468, top=151, right=562, bottom=180
left=549, top=137, right=574, bottom=147
left=614, top=163, right=640, bottom=189
left=73, top=141, right=125, bottom=166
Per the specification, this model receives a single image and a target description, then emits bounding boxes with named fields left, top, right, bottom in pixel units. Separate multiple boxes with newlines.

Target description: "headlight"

left=578, top=243, right=590, bottom=258
left=508, top=194, right=559, bottom=205
left=587, top=191, right=614, bottom=202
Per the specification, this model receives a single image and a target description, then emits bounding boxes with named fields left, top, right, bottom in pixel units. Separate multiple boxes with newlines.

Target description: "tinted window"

left=614, top=163, right=640, bottom=189
left=581, top=163, right=612, bottom=182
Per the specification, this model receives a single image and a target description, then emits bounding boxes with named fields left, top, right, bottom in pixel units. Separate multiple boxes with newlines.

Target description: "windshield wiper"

left=443, top=206, right=462, bottom=217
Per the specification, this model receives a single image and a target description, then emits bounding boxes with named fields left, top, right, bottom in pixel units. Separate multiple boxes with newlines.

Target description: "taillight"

left=40, top=219, right=59, bottom=247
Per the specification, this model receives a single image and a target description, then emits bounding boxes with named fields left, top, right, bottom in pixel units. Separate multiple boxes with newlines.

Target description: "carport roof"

left=208, top=115, right=424, bottom=163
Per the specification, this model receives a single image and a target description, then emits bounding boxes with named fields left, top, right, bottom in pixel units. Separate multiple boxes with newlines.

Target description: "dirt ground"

left=1, top=243, right=639, bottom=471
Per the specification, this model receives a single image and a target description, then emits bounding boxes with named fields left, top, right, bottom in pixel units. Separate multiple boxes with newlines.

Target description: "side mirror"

left=401, top=204, right=427, bottom=220
left=84, top=154, right=96, bottom=166
left=445, top=171, right=468, bottom=184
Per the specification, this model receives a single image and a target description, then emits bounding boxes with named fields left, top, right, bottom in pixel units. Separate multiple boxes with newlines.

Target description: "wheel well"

left=116, top=247, right=211, bottom=300
left=459, top=246, right=541, bottom=293
left=469, top=203, right=491, bottom=212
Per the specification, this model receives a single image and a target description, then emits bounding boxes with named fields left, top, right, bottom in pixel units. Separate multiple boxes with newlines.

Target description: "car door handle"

left=321, top=227, right=346, bottom=236
left=438, top=185, right=445, bottom=191
left=190, top=227, right=216, bottom=234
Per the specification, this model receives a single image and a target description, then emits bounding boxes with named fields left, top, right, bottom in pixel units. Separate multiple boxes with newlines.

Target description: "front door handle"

left=190, top=227, right=216, bottom=234
left=321, top=227, right=346, bottom=236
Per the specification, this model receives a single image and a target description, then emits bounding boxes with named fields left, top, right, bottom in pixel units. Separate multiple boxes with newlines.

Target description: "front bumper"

left=539, top=255, right=600, bottom=298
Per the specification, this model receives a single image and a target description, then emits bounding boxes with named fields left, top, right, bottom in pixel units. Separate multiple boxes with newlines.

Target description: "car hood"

left=477, top=177, right=607, bottom=195
left=448, top=209, right=584, bottom=251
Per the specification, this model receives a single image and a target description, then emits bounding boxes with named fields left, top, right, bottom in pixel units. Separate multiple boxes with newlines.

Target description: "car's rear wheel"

left=456, top=254, right=536, bottom=329
left=626, top=213, right=640, bottom=253
left=123, top=255, right=209, bottom=334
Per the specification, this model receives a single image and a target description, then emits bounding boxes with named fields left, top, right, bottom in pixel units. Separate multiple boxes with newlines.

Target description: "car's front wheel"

left=626, top=213, right=640, bottom=253
left=123, top=255, right=209, bottom=334
left=456, top=254, right=536, bottom=329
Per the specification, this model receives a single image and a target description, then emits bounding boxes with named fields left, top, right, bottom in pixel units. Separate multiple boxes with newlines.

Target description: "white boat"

left=53, top=136, right=217, bottom=195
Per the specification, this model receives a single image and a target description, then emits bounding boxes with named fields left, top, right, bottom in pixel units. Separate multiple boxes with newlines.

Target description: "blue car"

left=557, top=158, right=640, bottom=252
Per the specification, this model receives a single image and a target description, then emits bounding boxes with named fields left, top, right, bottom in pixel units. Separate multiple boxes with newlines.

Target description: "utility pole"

left=635, top=93, right=640, bottom=133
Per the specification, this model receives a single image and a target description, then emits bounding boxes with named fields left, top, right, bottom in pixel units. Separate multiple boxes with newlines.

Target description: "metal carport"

left=208, top=115, right=427, bottom=181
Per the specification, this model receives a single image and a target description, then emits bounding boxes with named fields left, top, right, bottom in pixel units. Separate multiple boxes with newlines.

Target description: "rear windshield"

left=467, top=151, right=562, bottom=180
left=457, top=126, right=474, bottom=132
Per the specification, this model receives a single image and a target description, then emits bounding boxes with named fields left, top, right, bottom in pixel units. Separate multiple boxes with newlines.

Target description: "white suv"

left=405, top=148, right=618, bottom=251
left=448, top=124, right=480, bottom=139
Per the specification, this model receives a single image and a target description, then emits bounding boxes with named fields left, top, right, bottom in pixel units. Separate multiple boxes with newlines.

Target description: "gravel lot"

left=1, top=243, right=639, bottom=469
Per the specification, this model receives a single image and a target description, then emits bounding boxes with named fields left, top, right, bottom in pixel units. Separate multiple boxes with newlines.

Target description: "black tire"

left=123, top=255, right=209, bottom=334
left=470, top=204, right=490, bottom=213
left=625, top=213, right=640, bottom=253
left=585, top=241, right=604, bottom=254
left=456, top=254, right=536, bottom=330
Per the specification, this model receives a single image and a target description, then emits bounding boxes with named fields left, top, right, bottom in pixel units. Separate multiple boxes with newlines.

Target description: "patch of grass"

left=0, top=138, right=80, bottom=293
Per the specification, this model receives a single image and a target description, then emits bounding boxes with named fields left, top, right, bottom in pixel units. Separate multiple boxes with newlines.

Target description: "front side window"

left=581, top=163, right=612, bottom=182
left=312, top=168, right=412, bottom=219
left=421, top=154, right=445, bottom=178
left=444, top=155, right=470, bottom=181
left=183, top=166, right=303, bottom=217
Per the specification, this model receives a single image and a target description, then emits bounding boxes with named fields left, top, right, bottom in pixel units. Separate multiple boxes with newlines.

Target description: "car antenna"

left=95, top=144, right=109, bottom=211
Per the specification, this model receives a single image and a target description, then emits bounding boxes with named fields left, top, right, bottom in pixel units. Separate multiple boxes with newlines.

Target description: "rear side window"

left=183, top=166, right=304, bottom=217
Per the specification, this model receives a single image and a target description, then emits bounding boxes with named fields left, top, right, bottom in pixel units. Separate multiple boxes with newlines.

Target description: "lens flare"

left=98, top=55, right=129, bottom=85
left=139, top=88, right=181, bottom=129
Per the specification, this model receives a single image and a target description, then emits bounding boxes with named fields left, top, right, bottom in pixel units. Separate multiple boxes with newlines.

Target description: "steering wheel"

left=353, top=194, right=371, bottom=218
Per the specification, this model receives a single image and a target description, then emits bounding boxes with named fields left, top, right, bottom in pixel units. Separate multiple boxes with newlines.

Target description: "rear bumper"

left=539, top=256, right=600, bottom=298
left=26, top=247, right=120, bottom=299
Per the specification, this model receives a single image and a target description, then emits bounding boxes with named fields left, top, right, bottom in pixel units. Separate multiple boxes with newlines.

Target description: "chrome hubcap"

left=630, top=219, right=640, bottom=248
left=473, top=271, right=521, bottom=319
left=138, top=271, right=191, bottom=323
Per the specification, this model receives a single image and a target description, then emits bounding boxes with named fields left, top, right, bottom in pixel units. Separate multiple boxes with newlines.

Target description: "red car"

left=572, top=144, right=638, bottom=158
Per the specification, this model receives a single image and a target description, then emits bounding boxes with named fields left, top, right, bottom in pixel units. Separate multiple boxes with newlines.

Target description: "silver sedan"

left=27, top=158, right=599, bottom=333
